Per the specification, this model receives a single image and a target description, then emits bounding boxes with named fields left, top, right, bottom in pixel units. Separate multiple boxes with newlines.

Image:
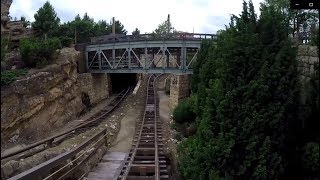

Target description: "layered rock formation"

left=1, top=0, right=12, bottom=26
left=1, top=48, right=111, bottom=148
left=1, top=0, right=34, bottom=47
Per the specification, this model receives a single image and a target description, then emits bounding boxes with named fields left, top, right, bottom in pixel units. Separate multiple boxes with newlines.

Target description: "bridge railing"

left=89, top=33, right=216, bottom=44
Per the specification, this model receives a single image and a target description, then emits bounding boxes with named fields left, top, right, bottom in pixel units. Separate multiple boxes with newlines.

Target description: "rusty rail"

left=7, top=128, right=108, bottom=180
left=116, top=74, right=169, bottom=180
left=1, top=88, right=130, bottom=162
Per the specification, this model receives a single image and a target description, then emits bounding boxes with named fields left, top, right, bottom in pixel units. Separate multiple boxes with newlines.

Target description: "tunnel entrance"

left=110, top=73, right=138, bottom=93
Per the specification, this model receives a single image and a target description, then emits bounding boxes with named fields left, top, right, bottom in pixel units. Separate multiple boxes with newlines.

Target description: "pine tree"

left=32, top=1, right=60, bottom=40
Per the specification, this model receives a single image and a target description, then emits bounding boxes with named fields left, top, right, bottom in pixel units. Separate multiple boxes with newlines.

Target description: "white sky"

left=9, top=0, right=264, bottom=34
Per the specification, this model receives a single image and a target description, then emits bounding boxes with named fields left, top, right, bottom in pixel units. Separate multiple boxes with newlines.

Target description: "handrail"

left=1, top=88, right=130, bottom=161
left=88, top=33, right=216, bottom=45
left=7, top=128, right=107, bottom=180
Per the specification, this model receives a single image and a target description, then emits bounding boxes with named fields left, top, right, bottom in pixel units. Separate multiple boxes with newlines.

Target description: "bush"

left=59, top=36, right=74, bottom=47
left=302, top=142, right=319, bottom=175
left=1, top=69, right=28, bottom=85
left=20, top=37, right=62, bottom=68
left=173, top=98, right=196, bottom=124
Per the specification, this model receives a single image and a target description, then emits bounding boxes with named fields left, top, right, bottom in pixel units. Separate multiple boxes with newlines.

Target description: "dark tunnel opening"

left=110, top=73, right=137, bottom=93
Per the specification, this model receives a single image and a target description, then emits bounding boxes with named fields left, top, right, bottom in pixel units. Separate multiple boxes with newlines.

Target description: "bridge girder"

left=79, top=33, right=215, bottom=74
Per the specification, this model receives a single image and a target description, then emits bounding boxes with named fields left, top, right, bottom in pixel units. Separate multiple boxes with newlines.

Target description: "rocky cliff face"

left=1, top=48, right=111, bottom=148
left=1, top=0, right=12, bottom=25
left=1, top=0, right=34, bottom=47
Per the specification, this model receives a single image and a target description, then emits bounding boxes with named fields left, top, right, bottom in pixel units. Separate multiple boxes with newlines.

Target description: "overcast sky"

left=9, top=0, right=264, bottom=34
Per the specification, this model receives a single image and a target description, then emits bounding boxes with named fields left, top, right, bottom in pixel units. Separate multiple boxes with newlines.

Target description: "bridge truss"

left=76, top=33, right=216, bottom=74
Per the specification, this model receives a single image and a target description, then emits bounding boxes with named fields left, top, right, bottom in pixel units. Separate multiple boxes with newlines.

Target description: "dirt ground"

left=157, top=75, right=181, bottom=179
left=107, top=105, right=141, bottom=152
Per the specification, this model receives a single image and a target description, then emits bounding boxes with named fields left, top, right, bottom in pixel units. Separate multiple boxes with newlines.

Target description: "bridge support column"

left=169, top=74, right=191, bottom=110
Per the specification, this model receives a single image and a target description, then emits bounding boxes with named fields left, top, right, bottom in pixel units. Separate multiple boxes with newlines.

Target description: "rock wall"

left=1, top=0, right=34, bottom=47
left=1, top=0, right=12, bottom=25
left=169, top=74, right=190, bottom=110
left=297, top=45, right=319, bottom=104
left=78, top=73, right=111, bottom=105
left=1, top=48, right=111, bottom=148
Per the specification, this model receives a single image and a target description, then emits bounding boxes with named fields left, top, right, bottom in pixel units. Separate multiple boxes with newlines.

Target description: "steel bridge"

left=76, top=33, right=216, bottom=74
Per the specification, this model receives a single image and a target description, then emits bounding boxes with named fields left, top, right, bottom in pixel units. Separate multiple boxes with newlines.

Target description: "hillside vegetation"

left=175, top=1, right=319, bottom=179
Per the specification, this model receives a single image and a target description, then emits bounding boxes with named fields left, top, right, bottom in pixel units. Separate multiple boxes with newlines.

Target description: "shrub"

left=302, top=142, right=319, bottom=174
left=20, top=37, right=62, bottom=68
left=59, top=36, right=74, bottom=47
left=1, top=69, right=28, bottom=85
left=173, top=98, right=196, bottom=124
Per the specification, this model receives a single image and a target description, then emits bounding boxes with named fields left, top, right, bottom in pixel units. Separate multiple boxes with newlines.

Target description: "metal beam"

left=98, top=49, right=101, bottom=69
left=128, top=48, right=131, bottom=69
left=88, top=68, right=193, bottom=74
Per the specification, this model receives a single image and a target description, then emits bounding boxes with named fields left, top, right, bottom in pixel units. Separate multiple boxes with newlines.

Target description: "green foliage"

left=1, top=69, right=28, bottom=85
left=20, top=38, right=61, bottom=68
left=178, top=0, right=301, bottom=179
left=32, top=1, right=60, bottom=40
left=106, top=20, right=127, bottom=35
left=1, top=38, right=9, bottom=61
left=59, top=36, right=74, bottom=47
left=302, top=142, right=319, bottom=174
left=132, top=28, right=140, bottom=36
left=53, top=14, right=127, bottom=43
left=20, top=16, right=30, bottom=28
left=265, top=0, right=319, bottom=43
left=153, top=15, right=176, bottom=34
left=173, top=98, right=196, bottom=124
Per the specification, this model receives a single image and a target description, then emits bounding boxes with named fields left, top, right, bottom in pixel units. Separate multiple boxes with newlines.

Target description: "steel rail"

left=116, top=74, right=168, bottom=180
left=7, top=128, right=108, bottom=180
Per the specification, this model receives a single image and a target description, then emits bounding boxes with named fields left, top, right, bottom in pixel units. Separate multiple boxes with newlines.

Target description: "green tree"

left=132, top=28, right=140, bottom=36
left=20, top=16, right=30, bottom=28
left=265, top=0, right=319, bottom=43
left=106, top=20, right=127, bottom=35
left=153, top=15, right=176, bottom=34
left=32, top=1, right=60, bottom=40
left=178, top=1, right=300, bottom=179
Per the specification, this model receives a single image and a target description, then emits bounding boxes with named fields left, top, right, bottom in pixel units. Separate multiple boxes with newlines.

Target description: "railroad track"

left=1, top=87, right=130, bottom=163
left=116, top=74, right=169, bottom=180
